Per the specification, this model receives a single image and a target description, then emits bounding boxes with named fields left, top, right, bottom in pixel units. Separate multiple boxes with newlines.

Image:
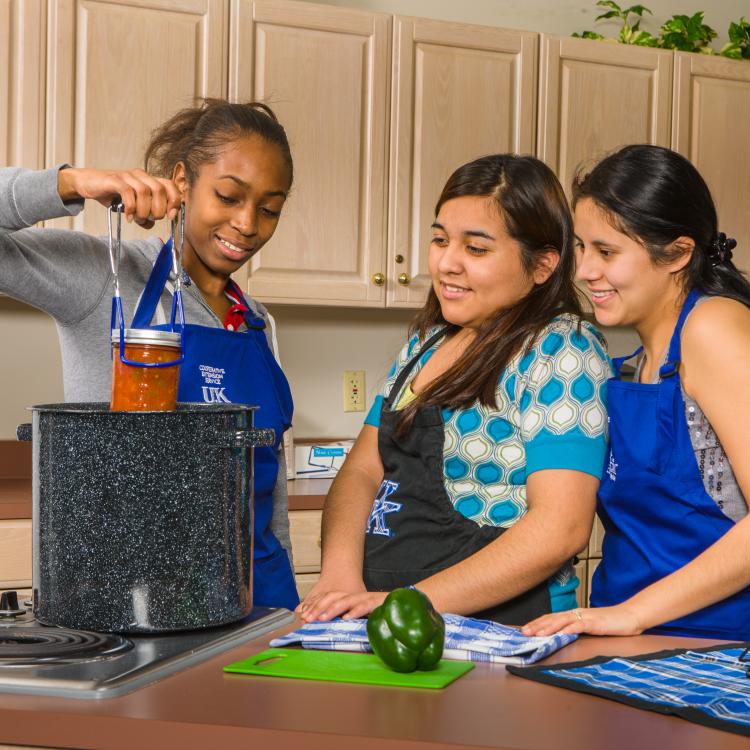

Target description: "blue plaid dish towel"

left=270, top=614, right=576, bottom=665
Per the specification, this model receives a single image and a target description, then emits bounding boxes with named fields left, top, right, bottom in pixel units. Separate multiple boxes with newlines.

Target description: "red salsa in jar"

left=110, top=329, right=181, bottom=411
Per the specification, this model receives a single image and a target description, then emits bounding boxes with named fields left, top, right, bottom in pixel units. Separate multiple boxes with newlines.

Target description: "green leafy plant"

left=658, top=12, right=717, bottom=54
left=721, top=17, right=750, bottom=60
left=573, top=1, right=658, bottom=46
left=572, top=3, right=750, bottom=62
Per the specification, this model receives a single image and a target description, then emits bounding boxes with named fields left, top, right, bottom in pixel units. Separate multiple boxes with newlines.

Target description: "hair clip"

left=709, top=232, right=737, bottom=267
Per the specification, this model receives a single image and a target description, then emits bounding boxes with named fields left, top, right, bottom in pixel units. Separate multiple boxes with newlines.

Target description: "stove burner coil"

left=0, top=628, right=133, bottom=663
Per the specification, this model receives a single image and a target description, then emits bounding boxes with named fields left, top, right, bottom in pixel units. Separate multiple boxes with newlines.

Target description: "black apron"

left=362, top=330, right=551, bottom=624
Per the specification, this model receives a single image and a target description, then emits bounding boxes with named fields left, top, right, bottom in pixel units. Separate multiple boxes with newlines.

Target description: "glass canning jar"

left=110, top=328, right=181, bottom=411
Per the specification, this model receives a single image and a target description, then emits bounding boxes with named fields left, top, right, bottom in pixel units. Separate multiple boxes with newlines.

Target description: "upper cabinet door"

left=388, top=17, right=538, bottom=308
left=46, top=0, right=228, bottom=236
left=672, top=53, right=750, bottom=274
left=538, top=35, right=673, bottom=194
left=230, top=0, right=391, bottom=307
left=0, top=0, right=46, bottom=168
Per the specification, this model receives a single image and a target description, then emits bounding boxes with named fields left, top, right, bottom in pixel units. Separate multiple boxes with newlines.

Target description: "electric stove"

left=0, top=591, right=293, bottom=699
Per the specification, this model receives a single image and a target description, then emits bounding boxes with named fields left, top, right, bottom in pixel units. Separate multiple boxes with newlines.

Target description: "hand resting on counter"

left=296, top=576, right=387, bottom=622
left=522, top=603, right=644, bottom=638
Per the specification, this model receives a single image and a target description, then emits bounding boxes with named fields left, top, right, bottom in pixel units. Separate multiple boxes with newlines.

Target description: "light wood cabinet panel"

left=538, top=35, right=673, bottom=195
left=0, top=519, right=31, bottom=588
left=387, top=17, right=538, bottom=307
left=294, top=572, right=320, bottom=599
left=672, top=53, right=750, bottom=274
left=45, top=0, right=228, bottom=237
left=588, top=515, right=604, bottom=558
left=0, top=0, right=46, bottom=169
left=288, top=509, right=322, bottom=574
left=230, top=0, right=390, bottom=306
left=573, top=559, right=587, bottom=608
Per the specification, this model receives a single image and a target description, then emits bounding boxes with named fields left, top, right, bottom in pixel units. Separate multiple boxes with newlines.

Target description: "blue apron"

left=131, top=241, right=299, bottom=610
left=591, top=288, right=750, bottom=639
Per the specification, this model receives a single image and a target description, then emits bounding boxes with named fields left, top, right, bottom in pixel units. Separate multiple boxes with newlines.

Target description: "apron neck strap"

left=385, top=327, right=450, bottom=409
left=612, top=346, right=643, bottom=377
left=659, top=288, right=703, bottom=379
left=131, top=240, right=174, bottom=328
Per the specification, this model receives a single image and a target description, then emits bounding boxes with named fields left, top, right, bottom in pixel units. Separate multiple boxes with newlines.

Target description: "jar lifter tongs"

left=108, top=201, right=186, bottom=367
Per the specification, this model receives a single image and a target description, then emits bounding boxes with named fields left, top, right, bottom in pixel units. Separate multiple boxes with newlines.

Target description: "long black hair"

left=572, top=144, right=750, bottom=308
left=398, top=154, right=582, bottom=434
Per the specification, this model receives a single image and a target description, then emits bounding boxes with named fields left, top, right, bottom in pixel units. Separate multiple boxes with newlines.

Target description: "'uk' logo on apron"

left=607, top=452, right=618, bottom=482
left=366, top=480, right=402, bottom=537
left=199, top=364, right=231, bottom=403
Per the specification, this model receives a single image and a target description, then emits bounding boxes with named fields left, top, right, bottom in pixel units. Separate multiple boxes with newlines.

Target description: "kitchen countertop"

left=0, top=476, right=330, bottom=520
left=0, top=623, right=744, bottom=749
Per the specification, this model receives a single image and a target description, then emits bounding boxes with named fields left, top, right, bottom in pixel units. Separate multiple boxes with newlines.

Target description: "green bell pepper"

left=366, top=588, right=445, bottom=673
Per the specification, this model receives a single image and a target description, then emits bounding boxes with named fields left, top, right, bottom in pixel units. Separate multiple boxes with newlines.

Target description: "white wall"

left=301, top=0, right=745, bottom=45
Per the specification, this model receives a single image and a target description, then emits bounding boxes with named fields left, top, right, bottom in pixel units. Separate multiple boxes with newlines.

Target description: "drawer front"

left=573, top=559, right=587, bottom=608
left=289, top=510, right=322, bottom=574
left=588, top=516, right=605, bottom=558
left=295, top=573, right=320, bottom=600
left=0, top=519, right=31, bottom=588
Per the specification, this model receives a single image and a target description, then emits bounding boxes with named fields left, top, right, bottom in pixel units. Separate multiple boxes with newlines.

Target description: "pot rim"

left=25, top=402, right=259, bottom=414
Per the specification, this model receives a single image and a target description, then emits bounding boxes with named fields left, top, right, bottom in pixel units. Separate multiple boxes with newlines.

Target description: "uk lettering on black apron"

left=363, top=330, right=551, bottom=624
left=131, top=241, right=298, bottom=610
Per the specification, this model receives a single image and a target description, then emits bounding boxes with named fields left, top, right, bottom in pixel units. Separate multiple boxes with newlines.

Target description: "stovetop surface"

left=0, top=605, right=293, bottom=699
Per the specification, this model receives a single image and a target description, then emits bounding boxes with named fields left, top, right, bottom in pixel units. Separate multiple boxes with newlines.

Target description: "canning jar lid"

left=111, top=328, right=181, bottom=348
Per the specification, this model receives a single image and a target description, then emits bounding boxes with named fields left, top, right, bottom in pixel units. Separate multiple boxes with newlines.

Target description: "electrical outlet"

left=343, top=370, right=366, bottom=412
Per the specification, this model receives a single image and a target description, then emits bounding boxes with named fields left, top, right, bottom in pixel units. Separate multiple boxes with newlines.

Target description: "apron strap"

left=230, top=282, right=267, bottom=332
left=612, top=346, right=643, bottom=378
left=659, top=288, right=704, bottom=379
left=132, top=241, right=267, bottom=333
left=384, top=328, right=450, bottom=410
left=132, top=240, right=174, bottom=328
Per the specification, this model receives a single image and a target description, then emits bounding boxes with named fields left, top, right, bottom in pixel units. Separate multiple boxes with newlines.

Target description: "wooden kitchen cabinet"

left=44, top=0, right=228, bottom=238
left=230, top=0, right=391, bottom=307
left=386, top=16, right=538, bottom=307
left=0, top=0, right=46, bottom=169
left=573, top=559, right=587, bottom=608
left=288, top=508, right=322, bottom=595
left=537, top=35, right=673, bottom=195
left=0, top=519, right=31, bottom=589
left=671, top=52, right=750, bottom=273
left=231, top=1, right=537, bottom=308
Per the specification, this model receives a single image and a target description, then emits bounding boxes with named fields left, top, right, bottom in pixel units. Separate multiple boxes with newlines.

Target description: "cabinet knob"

left=372, top=273, right=385, bottom=286
left=398, top=273, right=410, bottom=286
left=395, top=254, right=404, bottom=264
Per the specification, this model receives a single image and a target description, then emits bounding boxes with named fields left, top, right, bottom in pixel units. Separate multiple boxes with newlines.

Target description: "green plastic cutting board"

left=224, top=648, right=474, bottom=689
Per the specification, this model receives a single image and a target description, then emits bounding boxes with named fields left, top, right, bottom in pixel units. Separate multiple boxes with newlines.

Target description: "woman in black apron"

left=299, top=155, right=612, bottom=625
left=523, top=145, right=750, bottom=641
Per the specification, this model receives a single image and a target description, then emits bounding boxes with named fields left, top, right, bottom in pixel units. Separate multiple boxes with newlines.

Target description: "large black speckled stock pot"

left=17, top=403, right=274, bottom=634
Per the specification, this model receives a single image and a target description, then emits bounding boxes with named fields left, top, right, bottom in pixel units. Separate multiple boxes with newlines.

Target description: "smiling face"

left=573, top=198, right=686, bottom=330
left=429, top=196, right=544, bottom=330
left=175, top=134, right=290, bottom=287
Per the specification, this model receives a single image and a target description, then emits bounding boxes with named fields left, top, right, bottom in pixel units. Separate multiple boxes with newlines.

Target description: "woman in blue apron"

left=523, top=145, right=750, bottom=640
left=298, top=155, right=612, bottom=624
left=1, top=100, right=298, bottom=609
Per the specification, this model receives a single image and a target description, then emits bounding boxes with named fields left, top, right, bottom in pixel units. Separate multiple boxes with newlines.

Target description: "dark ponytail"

left=144, top=99, right=293, bottom=187
left=572, top=145, right=750, bottom=308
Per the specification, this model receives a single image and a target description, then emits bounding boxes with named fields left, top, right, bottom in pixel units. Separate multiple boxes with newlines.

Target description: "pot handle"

left=222, top=428, right=276, bottom=448
left=16, top=424, right=32, bottom=442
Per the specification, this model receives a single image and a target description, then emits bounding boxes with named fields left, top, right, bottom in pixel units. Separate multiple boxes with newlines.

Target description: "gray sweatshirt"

left=0, top=165, right=293, bottom=563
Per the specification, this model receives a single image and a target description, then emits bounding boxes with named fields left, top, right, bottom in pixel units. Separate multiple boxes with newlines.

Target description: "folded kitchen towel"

left=270, top=614, right=576, bottom=665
